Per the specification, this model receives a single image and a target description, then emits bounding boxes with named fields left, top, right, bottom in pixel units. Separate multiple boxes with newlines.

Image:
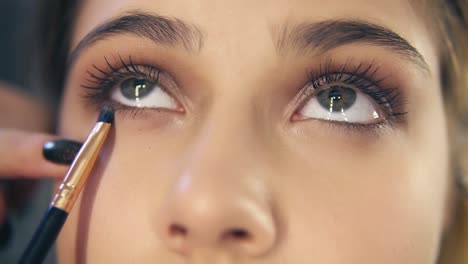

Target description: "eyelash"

left=299, top=59, right=407, bottom=127
left=81, top=55, right=407, bottom=129
left=81, top=55, right=163, bottom=114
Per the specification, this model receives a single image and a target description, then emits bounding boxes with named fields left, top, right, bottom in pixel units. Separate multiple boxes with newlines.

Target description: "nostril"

left=222, top=228, right=252, bottom=242
left=169, top=223, right=188, bottom=238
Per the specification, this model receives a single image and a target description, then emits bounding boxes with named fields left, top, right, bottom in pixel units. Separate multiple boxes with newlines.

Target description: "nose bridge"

left=189, top=98, right=259, bottom=180
left=201, top=115, right=246, bottom=168
left=156, top=102, right=277, bottom=257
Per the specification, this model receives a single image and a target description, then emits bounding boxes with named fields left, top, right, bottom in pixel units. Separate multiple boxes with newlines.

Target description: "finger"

left=0, top=83, right=52, bottom=132
left=0, top=129, right=81, bottom=178
left=42, top=139, right=83, bottom=164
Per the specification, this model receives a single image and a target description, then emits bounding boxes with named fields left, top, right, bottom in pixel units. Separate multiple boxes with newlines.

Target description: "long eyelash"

left=305, top=59, right=407, bottom=125
left=80, top=54, right=161, bottom=108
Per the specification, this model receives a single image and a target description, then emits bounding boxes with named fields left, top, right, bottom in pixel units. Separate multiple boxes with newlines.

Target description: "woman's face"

left=58, top=0, right=450, bottom=263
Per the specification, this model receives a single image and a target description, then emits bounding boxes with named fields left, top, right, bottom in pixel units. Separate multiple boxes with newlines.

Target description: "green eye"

left=299, top=84, right=382, bottom=124
left=120, top=78, right=155, bottom=100
left=316, top=86, right=357, bottom=112
left=111, top=76, right=178, bottom=109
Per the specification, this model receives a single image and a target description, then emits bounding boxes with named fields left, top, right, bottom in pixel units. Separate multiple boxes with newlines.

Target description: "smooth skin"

left=57, top=0, right=449, bottom=263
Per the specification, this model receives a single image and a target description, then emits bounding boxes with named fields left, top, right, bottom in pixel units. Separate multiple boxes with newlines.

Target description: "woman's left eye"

left=297, top=84, right=382, bottom=123
left=111, top=77, right=178, bottom=109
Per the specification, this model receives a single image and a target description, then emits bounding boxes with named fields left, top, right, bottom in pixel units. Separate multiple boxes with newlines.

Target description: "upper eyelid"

left=310, top=71, right=388, bottom=91
left=80, top=58, right=172, bottom=108
left=81, top=56, right=184, bottom=105
left=83, top=56, right=161, bottom=86
left=67, top=12, right=204, bottom=70
left=68, top=12, right=429, bottom=77
left=305, top=61, right=386, bottom=94
left=275, top=20, right=430, bottom=74
left=296, top=61, right=405, bottom=112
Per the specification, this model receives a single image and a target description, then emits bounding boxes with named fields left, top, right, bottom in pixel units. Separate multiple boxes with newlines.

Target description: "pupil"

left=317, top=86, right=356, bottom=112
left=120, top=78, right=155, bottom=100
left=328, top=90, right=342, bottom=101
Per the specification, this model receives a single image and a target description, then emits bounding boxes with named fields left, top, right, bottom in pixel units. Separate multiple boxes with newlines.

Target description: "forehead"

left=72, top=0, right=429, bottom=51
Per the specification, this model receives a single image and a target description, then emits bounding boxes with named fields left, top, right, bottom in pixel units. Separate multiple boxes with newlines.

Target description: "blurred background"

left=0, top=0, right=56, bottom=263
left=0, top=0, right=35, bottom=88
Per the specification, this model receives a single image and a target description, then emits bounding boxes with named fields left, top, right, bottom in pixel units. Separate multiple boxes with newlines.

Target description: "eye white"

left=111, top=78, right=177, bottom=109
left=299, top=87, right=381, bottom=123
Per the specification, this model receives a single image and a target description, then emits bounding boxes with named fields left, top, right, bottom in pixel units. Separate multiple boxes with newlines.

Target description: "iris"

left=317, top=86, right=356, bottom=112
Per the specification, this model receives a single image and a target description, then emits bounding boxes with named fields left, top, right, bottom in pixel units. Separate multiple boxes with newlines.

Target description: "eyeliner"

left=19, top=108, right=114, bottom=264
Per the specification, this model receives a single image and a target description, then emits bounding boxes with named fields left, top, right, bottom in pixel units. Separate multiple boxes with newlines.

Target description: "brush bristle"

left=97, top=107, right=114, bottom=123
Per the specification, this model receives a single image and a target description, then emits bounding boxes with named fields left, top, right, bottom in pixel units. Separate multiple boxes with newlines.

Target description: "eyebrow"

left=275, top=20, right=429, bottom=72
left=67, top=11, right=203, bottom=67
left=68, top=13, right=429, bottom=74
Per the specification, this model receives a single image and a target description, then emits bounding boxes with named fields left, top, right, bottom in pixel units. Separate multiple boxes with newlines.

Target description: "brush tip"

left=97, top=107, right=114, bottom=123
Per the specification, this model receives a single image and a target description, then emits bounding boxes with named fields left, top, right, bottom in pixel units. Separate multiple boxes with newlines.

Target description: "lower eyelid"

left=292, top=82, right=406, bottom=127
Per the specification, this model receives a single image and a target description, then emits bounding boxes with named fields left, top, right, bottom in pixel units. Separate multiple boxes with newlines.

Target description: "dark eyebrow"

left=276, top=20, right=429, bottom=73
left=67, top=11, right=203, bottom=67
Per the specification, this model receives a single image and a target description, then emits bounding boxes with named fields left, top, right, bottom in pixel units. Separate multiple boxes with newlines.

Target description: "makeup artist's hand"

left=0, top=83, right=81, bottom=247
left=0, top=130, right=81, bottom=178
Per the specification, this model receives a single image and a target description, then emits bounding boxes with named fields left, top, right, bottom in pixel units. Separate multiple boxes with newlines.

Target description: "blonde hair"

left=431, top=0, right=468, bottom=263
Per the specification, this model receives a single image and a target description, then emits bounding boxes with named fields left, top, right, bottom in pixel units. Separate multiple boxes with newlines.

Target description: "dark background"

left=0, top=1, right=56, bottom=263
left=0, top=0, right=37, bottom=88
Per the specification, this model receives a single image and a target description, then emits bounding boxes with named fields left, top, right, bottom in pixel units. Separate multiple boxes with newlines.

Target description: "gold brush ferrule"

left=51, top=122, right=111, bottom=212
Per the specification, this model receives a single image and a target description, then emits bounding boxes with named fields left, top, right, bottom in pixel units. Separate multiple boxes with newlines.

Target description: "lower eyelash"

left=314, top=118, right=401, bottom=137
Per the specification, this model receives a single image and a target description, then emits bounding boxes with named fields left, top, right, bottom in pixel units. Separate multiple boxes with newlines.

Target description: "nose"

left=157, top=179, right=276, bottom=257
left=156, top=116, right=277, bottom=257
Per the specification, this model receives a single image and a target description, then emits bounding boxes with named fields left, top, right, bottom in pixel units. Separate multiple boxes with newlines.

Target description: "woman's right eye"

left=111, top=77, right=178, bottom=110
left=81, top=56, right=182, bottom=112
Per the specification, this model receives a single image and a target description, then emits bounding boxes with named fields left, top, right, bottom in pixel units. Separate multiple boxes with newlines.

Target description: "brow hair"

left=67, top=11, right=204, bottom=68
left=276, top=20, right=429, bottom=72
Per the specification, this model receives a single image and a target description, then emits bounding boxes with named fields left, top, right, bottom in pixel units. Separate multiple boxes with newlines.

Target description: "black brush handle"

left=19, top=206, right=68, bottom=264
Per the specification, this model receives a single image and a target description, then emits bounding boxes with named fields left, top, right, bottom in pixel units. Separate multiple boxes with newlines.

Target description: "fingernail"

left=43, top=139, right=83, bottom=165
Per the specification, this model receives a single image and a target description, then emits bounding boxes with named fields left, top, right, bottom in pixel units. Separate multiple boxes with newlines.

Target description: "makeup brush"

left=19, top=108, right=114, bottom=264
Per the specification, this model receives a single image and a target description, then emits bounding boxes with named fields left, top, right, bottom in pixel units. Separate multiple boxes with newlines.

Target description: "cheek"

left=57, top=119, right=191, bottom=262
left=272, top=135, right=448, bottom=263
